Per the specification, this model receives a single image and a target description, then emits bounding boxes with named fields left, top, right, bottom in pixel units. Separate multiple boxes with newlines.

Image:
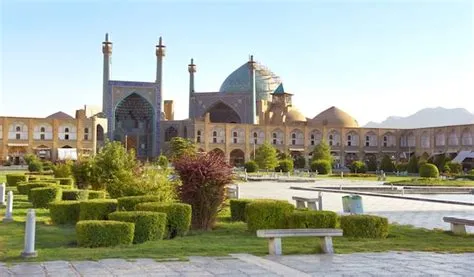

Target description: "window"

left=233, top=131, right=238, bottom=144
left=329, top=134, right=333, bottom=146
left=40, top=134, right=45, bottom=140
left=196, top=130, right=201, bottom=143
left=383, top=136, right=387, bottom=147
left=164, top=127, right=178, bottom=142
left=272, top=133, right=277, bottom=145
left=347, top=135, right=352, bottom=146
left=65, top=134, right=69, bottom=140
left=365, top=136, right=370, bottom=147
left=84, top=128, right=89, bottom=140
left=16, top=126, right=21, bottom=132
left=40, top=127, right=45, bottom=133
left=40, top=126, right=46, bottom=140
left=65, top=128, right=69, bottom=133
left=291, top=133, right=296, bottom=145
left=212, top=131, right=217, bottom=143
left=16, top=133, right=21, bottom=140
left=310, top=134, right=315, bottom=146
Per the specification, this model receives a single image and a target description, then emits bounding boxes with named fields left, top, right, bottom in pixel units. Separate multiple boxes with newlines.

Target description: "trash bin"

left=342, top=196, right=351, bottom=213
left=350, top=195, right=364, bottom=214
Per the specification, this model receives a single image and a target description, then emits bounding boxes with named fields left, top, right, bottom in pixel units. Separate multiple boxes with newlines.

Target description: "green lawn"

left=390, top=178, right=474, bottom=187
left=1, top=186, right=473, bottom=262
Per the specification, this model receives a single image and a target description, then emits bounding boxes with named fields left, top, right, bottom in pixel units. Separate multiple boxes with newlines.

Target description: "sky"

left=1, top=0, right=473, bottom=126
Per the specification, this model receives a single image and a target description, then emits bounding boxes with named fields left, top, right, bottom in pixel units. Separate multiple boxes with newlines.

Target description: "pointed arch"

left=289, top=128, right=304, bottom=146
left=229, top=149, right=245, bottom=166
left=164, top=126, right=178, bottom=142
left=461, top=128, right=472, bottom=146
left=205, top=101, right=241, bottom=123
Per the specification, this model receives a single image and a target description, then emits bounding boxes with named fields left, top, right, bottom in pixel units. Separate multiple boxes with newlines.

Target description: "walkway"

left=238, top=179, right=474, bottom=232
left=1, top=252, right=472, bottom=276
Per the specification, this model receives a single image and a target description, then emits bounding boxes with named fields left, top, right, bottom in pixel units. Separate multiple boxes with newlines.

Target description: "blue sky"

left=1, top=1, right=473, bottom=125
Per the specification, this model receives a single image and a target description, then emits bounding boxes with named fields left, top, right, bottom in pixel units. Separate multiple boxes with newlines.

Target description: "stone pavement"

left=238, top=180, right=474, bottom=232
left=1, top=252, right=473, bottom=276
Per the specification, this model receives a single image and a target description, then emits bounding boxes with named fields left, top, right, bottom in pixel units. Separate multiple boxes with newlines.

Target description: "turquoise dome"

left=219, top=62, right=282, bottom=101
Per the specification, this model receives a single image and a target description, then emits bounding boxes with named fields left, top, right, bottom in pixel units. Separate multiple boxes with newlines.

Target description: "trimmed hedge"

left=136, top=202, right=191, bottom=239
left=287, top=210, right=338, bottom=229
left=109, top=211, right=167, bottom=243
left=245, top=200, right=295, bottom=232
left=17, top=182, right=30, bottom=195
left=230, top=199, right=253, bottom=222
left=62, top=189, right=89, bottom=201
left=117, top=195, right=162, bottom=211
left=244, top=161, right=258, bottom=173
left=419, top=163, right=439, bottom=178
left=76, top=220, right=135, bottom=247
left=87, top=190, right=106, bottom=199
left=30, top=187, right=62, bottom=208
left=340, top=215, right=389, bottom=238
left=6, top=174, right=28, bottom=186
left=79, top=199, right=118, bottom=220
left=26, top=182, right=53, bottom=200
left=49, top=201, right=81, bottom=224
left=54, top=177, right=75, bottom=187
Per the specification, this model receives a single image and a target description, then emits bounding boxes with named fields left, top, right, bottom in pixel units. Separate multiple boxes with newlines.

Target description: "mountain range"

left=364, top=107, right=474, bottom=129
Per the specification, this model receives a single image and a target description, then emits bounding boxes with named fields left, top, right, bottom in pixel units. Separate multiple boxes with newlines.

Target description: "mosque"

left=1, top=34, right=473, bottom=170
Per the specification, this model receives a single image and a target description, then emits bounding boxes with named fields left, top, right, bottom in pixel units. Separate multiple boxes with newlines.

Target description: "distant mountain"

left=364, top=107, right=474, bottom=129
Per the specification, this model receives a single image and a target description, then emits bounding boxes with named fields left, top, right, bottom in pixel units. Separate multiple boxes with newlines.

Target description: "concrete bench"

left=292, top=195, right=322, bottom=210
left=226, top=184, right=240, bottom=199
left=256, top=229, right=343, bottom=255
left=443, top=217, right=474, bottom=235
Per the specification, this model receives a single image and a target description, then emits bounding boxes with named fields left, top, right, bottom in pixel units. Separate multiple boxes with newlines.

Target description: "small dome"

left=285, top=108, right=307, bottom=123
left=219, top=61, right=281, bottom=101
left=46, top=111, right=74, bottom=120
left=312, top=106, right=358, bottom=127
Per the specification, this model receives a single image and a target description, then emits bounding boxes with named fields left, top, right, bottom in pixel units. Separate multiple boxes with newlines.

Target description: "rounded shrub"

left=230, top=199, right=253, bottom=222
left=49, top=201, right=81, bottom=224
left=340, top=215, right=389, bottom=239
left=135, top=202, right=191, bottom=239
left=419, top=163, right=439, bottom=178
left=54, top=178, right=75, bottom=188
left=117, top=195, right=163, bottom=211
left=76, top=220, right=135, bottom=247
left=28, top=159, right=43, bottom=172
left=79, top=199, right=118, bottom=220
left=109, top=211, right=167, bottom=243
left=310, top=160, right=332, bottom=174
left=6, top=174, right=28, bottom=186
left=30, top=187, right=62, bottom=208
left=244, top=161, right=258, bottom=173
left=287, top=210, right=338, bottom=229
left=62, top=189, right=89, bottom=201
left=350, top=161, right=367, bottom=173
left=245, top=200, right=295, bottom=232
left=275, top=159, right=294, bottom=173
left=87, top=190, right=106, bottom=199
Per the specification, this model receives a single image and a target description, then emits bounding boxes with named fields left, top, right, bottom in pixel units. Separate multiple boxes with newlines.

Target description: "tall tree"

left=311, top=140, right=332, bottom=162
left=168, top=137, right=196, bottom=161
left=254, top=142, right=279, bottom=170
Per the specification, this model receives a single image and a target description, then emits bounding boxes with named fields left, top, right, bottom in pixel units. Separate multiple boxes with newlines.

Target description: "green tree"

left=293, top=155, right=306, bottom=169
left=168, top=137, right=196, bottom=161
left=366, top=155, right=378, bottom=171
left=407, top=155, right=419, bottom=173
left=254, top=142, right=279, bottom=171
left=311, top=140, right=332, bottom=162
left=380, top=155, right=395, bottom=172
left=157, top=155, right=169, bottom=168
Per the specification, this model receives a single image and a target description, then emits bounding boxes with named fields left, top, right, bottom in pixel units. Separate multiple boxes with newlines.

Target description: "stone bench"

left=443, top=217, right=474, bottom=235
left=292, top=195, right=322, bottom=210
left=226, top=184, right=239, bottom=199
left=256, top=229, right=343, bottom=255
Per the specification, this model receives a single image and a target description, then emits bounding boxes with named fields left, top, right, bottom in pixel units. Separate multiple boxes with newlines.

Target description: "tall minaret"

left=248, top=55, right=257, bottom=124
left=155, top=37, right=166, bottom=114
left=102, top=33, right=112, bottom=114
left=188, top=58, right=196, bottom=119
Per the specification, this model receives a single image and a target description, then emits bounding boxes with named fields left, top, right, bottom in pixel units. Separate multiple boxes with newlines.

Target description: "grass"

left=390, top=178, right=474, bottom=187
left=1, top=186, right=474, bottom=262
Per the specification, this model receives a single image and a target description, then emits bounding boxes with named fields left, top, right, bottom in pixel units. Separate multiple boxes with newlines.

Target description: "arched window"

left=40, top=127, right=46, bottom=140
left=40, top=127, right=45, bottom=132
left=233, top=131, right=238, bottom=144
left=310, top=130, right=322, bottom=146
left=16, top=126, right=21, bottom=132
left=196, top=130, right=202, bottom=143
left=272, top=132, right=277, bottom=145
left=213, top=131, right=218, bottom=143
left=448, top=130, right=458, bottom=146
left=96, top=125, right=104, bottom=141
left=329, top=135, right=333, bottom=146
left=64, top=127, right=70, bottom=140
left=164, top=126, right=178, bottom=142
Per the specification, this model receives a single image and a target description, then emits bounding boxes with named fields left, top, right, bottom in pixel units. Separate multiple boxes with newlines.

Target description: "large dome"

left=219, top=62, right=281, bottom=101
left=311, top=106, right=359, bottom=127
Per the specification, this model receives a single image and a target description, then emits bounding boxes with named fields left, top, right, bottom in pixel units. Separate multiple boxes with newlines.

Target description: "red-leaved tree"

left=173, top=151, right=234, bottom=230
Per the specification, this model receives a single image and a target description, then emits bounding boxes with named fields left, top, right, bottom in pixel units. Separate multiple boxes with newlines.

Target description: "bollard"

left=21, top=209, right=38, bottom=258
left=3, top=191, right=14, bottom=222
left=318, top=192, right=323, bottom=210
left=236, top=184, right=240, bottom=199
left=341, top=172, right=344, bottom=178
left=0, top=183, right=5, bottom=205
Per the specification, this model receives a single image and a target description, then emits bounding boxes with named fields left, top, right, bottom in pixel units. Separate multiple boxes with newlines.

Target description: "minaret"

left=188, top=58, right=196, bottom=119
left=248, top=55, right=257, bottom=124
left=102, top=33, right=112, bottom=114
left=155, top=37, right=166, bottom=114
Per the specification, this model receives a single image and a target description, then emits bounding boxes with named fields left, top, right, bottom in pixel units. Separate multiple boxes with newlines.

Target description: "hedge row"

left=230, top=199, right=253, bottom=222
left=79, top=199, right=118, bottom=220
left=55, top=177, right=74, bottom=187
left=109, top=211, right=167, bottom=243
left=50, top=201, right=81, bottom=224
left=6, top=174, right=28, bottom=186
left=117, top=195, right=162, bottom=211
left=30, top=187, right=62, bottom=208
left=245, top=200, right=295, bottom=232
left=88, top=191, right=106, bottom=199
left=287, top=210, right=338, bottom=229
left=76, top=220, right=134, bottom=247
left=62, top=190, right=89, bottom=201
left=136, top=202, right=191, bottom=239
left=340, top=215, right=389, bottom=238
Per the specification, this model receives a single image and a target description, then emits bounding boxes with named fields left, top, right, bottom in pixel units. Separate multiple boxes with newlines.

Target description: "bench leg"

left=320, top=236, right=334, bottom=254
left=451, top=223, right=467, bottom=235
left=295, top=200, right=306, bottom=209
left=268, top=237, right=282, bottom=255
left=307, top=201, right=317, bottom=210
